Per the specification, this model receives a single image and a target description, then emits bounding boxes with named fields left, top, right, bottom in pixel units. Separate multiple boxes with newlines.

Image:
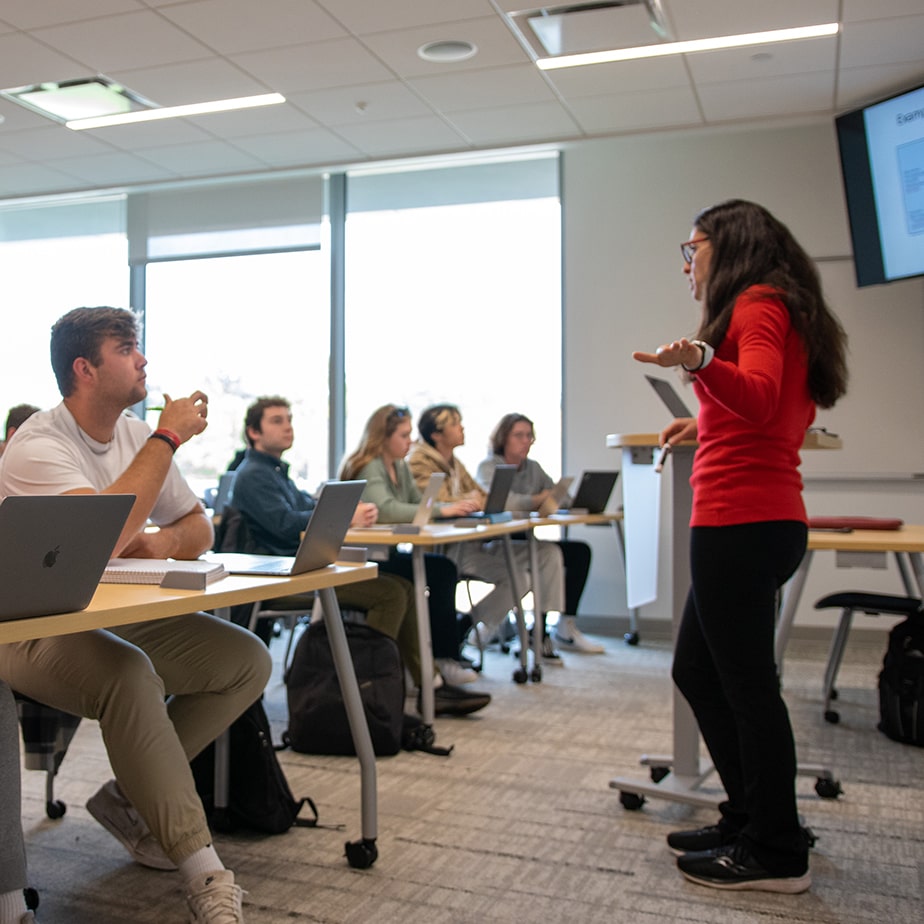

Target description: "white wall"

left=560, top=119, right=924, bottom=630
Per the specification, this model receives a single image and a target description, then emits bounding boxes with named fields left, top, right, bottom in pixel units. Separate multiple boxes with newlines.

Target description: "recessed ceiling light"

left=417, top=40, right=478, bottom=63
left=0, top=76, right=156, bottom=122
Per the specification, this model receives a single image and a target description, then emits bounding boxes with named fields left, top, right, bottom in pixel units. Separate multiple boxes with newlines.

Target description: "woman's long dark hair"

left=693, top=199, right=848, bottom=409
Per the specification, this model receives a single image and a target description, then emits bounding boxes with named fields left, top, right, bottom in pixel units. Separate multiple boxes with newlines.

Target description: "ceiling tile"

left=31, top=10, right=213, bottom=73
left=80, top=118, right=213, bottom=151
left=842, top=0, right=924, bottom=23
left=230, top=37, right=393, bottom=93
left=186, top=102, right=322, bottom=139
left=666, top=0, right=840, bottom=41
left=158, top=0, right=347, bottom=55
left=0, top=162, right=90, bottom=196
left=840, top=15, right=924, bottom=68
left=546, top=57, right=691, bottom=101
left=0, top=124, right=115, bottom=161
left=409, top=64, right=555, bottom=112
left=0, top=33, right=88, bottom=88
left=333, top=115, right=471, bottom=158
left=698, top=72, right=836, bottom=121
left=286, top=81, right=434, bottom=127
left=229, top=127, right=364, bottom=167
left=0, top=0, right=143, bottom=31
left=134, top=139, right=270, bottom=174
left=445, top=100, right=583, bottom=145
left=109, top=57, right=269, bottom=106
left=566, top=86, right=703, bottom=134
left=35, top=151, right=178, bottom=186
left=837, top=62, right=924, bottom=110
left=315, top=0, right=493, bottom=35
left=684, top=36, right=838, bottom=84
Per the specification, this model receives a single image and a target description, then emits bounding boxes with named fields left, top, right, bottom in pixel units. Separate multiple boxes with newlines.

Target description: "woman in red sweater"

left=634, top=200, right=848, bottom=893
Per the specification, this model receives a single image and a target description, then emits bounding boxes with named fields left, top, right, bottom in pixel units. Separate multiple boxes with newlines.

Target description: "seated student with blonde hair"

left=341, top=405, right=490, bottom=713
left=477, top=412, right=602, bottom=654
left=408, top=404, right=567, bottom=664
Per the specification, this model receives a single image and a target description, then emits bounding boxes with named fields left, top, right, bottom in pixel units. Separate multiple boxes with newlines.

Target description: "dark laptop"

left=0, top=493, right=134, bottom=621
left=212, top=480, right=365, bottom=576
left=446, top=464, right=516, bottom=525
left=645, top=374, right=694, bottom=418
left=561, top=470, right=619, bottom=514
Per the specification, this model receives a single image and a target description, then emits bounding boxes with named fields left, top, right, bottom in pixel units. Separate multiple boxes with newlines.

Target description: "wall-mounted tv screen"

left=835, top=81, right=924, bottom=287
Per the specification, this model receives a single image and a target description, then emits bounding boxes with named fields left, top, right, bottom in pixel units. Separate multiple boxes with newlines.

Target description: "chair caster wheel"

left=829, top=688, right=838, bottom=700
left=46, top=800, right=66, bottom=819
left=530, top=667, right=542, bottom=683
left=815, top=777, right=843, bottom=799
left=823, top=709, right=840, bottom=724
left=649, top=766, right=670, bottom=783
left=619, top=791, right=646, bottom=810
left=624, top=631, right=640, bottom=646
left=513, top=667, right=528, bottom=684
left=344, top=837, right=378, bottom=869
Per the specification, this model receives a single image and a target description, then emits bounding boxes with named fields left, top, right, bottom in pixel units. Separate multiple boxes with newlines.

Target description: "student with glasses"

left=340, top=405, right=491, bottom=711
left=476, top=412, right=601, bottom=654
left=408, top=404, right=566, bottom=664
left=633, top=200, right=848, bottom=893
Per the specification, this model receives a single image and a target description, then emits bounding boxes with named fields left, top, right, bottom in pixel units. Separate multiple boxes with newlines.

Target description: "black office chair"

left=813, top=591, right=923, bottom=724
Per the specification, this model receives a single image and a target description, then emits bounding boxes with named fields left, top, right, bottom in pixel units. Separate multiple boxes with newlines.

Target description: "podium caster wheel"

left=46, top=799, right=66, bottom=820
left=649, top=766, right=670, bottom=784
left=344, top=837, right=378, bottom=869
left=823, top=709, right=840, bottom=724
left=815, top=777, right=843, bottom=799
left=530, top=667, right=542, bottom=683
left=619, top=791, right=646, bottom=811
left=513, top=667, right=528, bottom=684
left=624, top=631, right=639, bottom=646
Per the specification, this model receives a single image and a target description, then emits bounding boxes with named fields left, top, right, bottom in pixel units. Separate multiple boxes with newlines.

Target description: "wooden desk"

left=775, top=525, right=924, bottom=667
left=347, top=519, right=542, bottom=725
left=1, top=563, right=383, bottom=867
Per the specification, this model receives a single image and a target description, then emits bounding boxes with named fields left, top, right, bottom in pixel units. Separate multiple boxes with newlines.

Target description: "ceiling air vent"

left=506, top=1, right=671, bottom=60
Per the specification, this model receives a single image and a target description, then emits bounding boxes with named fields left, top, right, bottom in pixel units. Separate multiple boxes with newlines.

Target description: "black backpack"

left=191, top=697, right=319, bottom=834
left=878, top=616, right=924, bottom=747
left=284, top=621, right=405, bottom=756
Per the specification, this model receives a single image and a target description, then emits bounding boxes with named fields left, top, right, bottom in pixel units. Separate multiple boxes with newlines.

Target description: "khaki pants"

left=0, top=614, right=271, bottom=864
left=0, top=681, right=27, bottom=892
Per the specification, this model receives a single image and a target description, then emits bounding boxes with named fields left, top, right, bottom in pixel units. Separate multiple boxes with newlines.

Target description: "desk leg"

left=499, top=534, right=532, bottom=683
left=411, top=547, right=436, bottom=727
left=527, top=531, right=544, bottom=682
left=774, top=551, right=813, bottom=672
left=317, top=587, right=378, bottom=866
left=611, top=519, right=640, bottom=645
left=212, top=605, right=231, bottom=814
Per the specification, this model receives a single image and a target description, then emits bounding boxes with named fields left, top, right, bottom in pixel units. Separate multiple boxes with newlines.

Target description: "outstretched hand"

left=157, top=391, right=209, bottom=444
left=633, top=337, right=702, bottom=369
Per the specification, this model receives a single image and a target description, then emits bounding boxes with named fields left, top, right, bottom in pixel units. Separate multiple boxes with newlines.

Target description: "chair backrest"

left=213, top=506, right=257, bottom=553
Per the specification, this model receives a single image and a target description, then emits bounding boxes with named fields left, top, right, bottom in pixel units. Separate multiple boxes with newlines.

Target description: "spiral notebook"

left=102, top=557, right=227, bottom=585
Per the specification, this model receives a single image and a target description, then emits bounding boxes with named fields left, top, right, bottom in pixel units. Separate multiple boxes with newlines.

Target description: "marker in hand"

left=655, top=441, right=672, bottom=474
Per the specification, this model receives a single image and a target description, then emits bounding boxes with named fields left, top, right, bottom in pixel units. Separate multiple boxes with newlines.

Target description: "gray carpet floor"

left=17, top=624, right=924, bottom=923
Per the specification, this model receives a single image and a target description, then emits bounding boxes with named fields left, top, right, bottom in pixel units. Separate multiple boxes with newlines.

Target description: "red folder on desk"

left=808, top=516, right=904, bottom=531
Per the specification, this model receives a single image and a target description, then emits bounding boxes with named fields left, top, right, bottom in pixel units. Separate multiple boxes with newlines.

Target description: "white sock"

left=0, top=889, right=28, bottom=924
left=178, top=845, right=225, bottom=884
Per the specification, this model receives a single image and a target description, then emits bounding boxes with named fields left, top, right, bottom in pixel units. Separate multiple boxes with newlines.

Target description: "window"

left=343, top=157, right=562, bottom=478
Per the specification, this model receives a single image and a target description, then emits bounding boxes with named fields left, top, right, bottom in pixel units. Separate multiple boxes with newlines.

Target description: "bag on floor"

left=191, top=697, right=319, bottom=834
left=878, top=616, right=924, bottom=747
left=284, top=621, right=405, bottom=756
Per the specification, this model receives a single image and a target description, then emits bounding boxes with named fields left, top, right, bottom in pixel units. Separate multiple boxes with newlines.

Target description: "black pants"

left=672, top=520, right=808, bottom=875
left=558, top=539, right=592, bottom=616
left=378, top=551, right=462, bottom=660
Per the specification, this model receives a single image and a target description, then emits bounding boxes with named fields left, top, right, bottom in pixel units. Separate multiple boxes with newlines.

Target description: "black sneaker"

left=677, top=842, right=811, bottom=893
left=428, top=684, right=491, bottom=717
left=667, top=823, right=739, bottom=855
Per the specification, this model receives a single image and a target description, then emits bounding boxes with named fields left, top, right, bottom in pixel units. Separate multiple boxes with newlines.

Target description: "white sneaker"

left=435, top=658, right=479, bottom=685
left=20, top=913, right=38, bottom=924
left=186, top=870, right=244, bottom=923
left=86, top=779, right=177, bottom=870
left=554, top=617, right=605, bottom=654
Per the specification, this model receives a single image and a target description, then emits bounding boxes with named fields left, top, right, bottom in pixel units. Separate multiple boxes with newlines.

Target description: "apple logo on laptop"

left=43, top=546, right=61, bottom=568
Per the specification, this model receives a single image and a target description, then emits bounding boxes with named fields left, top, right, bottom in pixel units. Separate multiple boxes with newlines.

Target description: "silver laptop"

left=0, top=493, right=135, bottom=621
left=645, top=374, right=694, bottom=418
left=213, top=480, right=366, bottom=576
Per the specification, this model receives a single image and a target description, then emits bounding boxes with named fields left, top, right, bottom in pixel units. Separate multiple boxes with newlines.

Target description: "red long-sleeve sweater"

left=690, top=285, right=816, bottom=527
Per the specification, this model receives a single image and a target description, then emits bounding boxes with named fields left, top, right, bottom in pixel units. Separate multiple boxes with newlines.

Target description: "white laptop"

left=212, top=480, right=366, bottom=576
left=353, top=472, right=446, bottom=535
left=0, top=494, right=135, bottom=621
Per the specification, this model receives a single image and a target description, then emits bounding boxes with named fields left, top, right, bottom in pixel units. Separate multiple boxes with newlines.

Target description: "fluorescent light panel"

left=66, top=92, right=285, bottom=130
left=536, top=22, right=840, bottom=70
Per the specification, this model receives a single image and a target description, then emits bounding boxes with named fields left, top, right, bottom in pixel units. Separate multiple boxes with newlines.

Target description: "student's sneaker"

left=20, top=913, right=38, bottom=923
left=86, top=779, right=177, bottom=871
left=677, top=842, right=811, bottom=893
left=435, top=657, right=479, bottom=685
left=553, top=617, right=605, bottom=653
left=185, top=870, right=244, bottom=923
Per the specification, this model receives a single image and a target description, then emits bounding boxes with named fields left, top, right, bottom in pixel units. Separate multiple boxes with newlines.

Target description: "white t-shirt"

left=0, top=402, right=199, bottom=528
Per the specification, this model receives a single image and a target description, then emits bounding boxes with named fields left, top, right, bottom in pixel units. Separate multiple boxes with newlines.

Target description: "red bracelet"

left=150, top=428, right=180, bottom=452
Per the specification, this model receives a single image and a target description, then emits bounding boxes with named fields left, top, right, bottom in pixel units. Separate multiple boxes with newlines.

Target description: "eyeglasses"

left=680, top=237, right=710, bottom=263
left=388, top=406, right=410, bottom=420
left=509, top=431, right=535, bottom=442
